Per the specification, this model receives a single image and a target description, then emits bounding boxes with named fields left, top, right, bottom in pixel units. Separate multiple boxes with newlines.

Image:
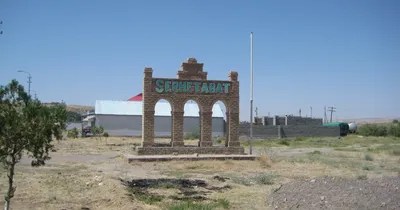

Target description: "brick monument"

left=137, top=58, right=244, bottom=155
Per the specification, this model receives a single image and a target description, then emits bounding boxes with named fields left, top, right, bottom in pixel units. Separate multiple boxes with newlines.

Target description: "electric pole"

left=310, top=106, right=313, bottom=118
left=17, top=70, right=32, bottom=97
left=328, top=106, right=336, bottom=123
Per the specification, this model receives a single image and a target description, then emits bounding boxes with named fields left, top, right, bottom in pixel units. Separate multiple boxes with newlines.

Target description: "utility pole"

left=255, top=107, right=258, bottom=118
left=17, top=70, right=32, bottom=97
left=299, top=108, right=302, bottom=117
left=324, top=106, right=328, bottom=123
left=328, top=106, right=336, bottom=123
left=31, top=90, right=38, bottom=99
left=310, top=106, right=313, bottom=118
left=249, top=32, right=254, bottom=155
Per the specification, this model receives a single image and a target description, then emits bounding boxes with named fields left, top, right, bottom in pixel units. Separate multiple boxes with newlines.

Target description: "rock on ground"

left=268, top=176, right=400, bottom=210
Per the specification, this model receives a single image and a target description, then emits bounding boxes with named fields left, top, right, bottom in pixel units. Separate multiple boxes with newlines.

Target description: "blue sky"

left=0, top=0, right=399, bottom=120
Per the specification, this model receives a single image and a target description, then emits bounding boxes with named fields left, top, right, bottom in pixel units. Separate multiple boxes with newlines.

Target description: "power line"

left=327, top=106, right=336, bottom=123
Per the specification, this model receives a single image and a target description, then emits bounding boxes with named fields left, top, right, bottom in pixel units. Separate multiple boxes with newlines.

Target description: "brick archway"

left=138, top=58, right=243, bottom=155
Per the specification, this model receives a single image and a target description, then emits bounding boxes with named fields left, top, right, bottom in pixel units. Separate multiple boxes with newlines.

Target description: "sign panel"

left=153, top=79, right=231, bottom=94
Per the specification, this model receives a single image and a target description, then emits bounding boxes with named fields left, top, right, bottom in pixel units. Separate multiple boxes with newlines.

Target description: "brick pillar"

left=200, top=111, right=213, bottom=147
left=172, top=111, right=184, bottom=147
left=228, top=112, right=240, bottom=147
left=198, top=112, right=202, bottom=147
left=142, top=111, right=155, bottom=147
left=170, top=111, right=174, bottom=145
left=141, top=67, right=154, bottom=147
left=225, top=110, right=230, bottom=147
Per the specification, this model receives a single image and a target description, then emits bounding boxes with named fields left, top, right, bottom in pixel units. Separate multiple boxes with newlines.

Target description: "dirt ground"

left=0, top=136, right=399, bottom=210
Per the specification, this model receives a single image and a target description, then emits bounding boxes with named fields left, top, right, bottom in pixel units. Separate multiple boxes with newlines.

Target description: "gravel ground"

left=269, top=176, right=400, bottom=210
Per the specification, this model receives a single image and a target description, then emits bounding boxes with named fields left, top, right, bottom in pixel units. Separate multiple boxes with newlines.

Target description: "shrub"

left=388, top=123, right=400, bottom=137
left=103, top=132, right=109, bottom=138
left=278, top=139, right=290, bottom=146
left=364, top=153, right=374, bottom=161
left=67, top=128, right=79, bottom=139
left=357, top=124, right=388, bottom=137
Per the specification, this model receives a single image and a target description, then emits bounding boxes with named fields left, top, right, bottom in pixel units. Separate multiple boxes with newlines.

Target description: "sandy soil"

left=0, top=136, right=399, bottom=210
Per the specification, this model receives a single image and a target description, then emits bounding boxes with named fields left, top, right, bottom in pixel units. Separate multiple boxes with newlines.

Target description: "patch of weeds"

left=308, top=150, right=322, bottom=155
left=278, top=139, right=290, bottom=146
left=166, top=198, right=230, bottom=210
left=167, top=200, right=215, bottom=210
left=253, top=173, right=278, bottom=185
left=127, top=187, right=163, bottom=204
left=357, top=174, right=368, bottom=180
left=294, top=137, right=306, bottom=142
left=231, top=177, right=252, bottom=186
left=257, top=153, right=272, bottom=168
left=334, top=148, right=359, bottom=152
left=156, top=182, right=180, bottom=189
left=361, top=164, right=374, bottom=171
left=364, top=153, right=374, bottom=161
left=217, top=198, right=230, bottom=209
left=185, top=163, right=205, bottom=170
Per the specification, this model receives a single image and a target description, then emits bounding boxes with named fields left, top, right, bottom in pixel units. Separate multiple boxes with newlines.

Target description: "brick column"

left=141, top=68, right=154, bottom=147
left=170, top=111, right=174, bottom=145
left=225, top=110, right=230, bottom=147
left=199, top=111, right=213, bottom=147
left=228, top=112, right=240, bottom=147
left=172, top=111, right=184, bottom=147
left=142, top=110, right=155, bottom=147
left=198, top=112, right=202, bottom=147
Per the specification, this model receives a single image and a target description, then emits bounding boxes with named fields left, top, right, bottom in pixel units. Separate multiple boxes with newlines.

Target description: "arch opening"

left=212, top=100, right=228, bottom=146
left=153, top=98, right=173, bottom=146
left=183, top=99, right=201, bottom=147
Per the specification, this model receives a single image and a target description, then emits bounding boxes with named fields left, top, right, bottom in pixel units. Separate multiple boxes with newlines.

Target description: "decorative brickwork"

left=138, top=58, right=244, bottom=155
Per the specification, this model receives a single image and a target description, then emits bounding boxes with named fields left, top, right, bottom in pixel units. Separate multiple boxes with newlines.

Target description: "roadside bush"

left=357, top=124, right=388, bottom=137
left=67, top=128, right=79, bottom=139
left=103, top=132, right=109, bottom=138
left=388, top=123, right=400, bottom=137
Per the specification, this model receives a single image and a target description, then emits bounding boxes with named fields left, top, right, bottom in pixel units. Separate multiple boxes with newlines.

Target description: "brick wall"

left=286, top=116, right=323, bottom=126
left=239, top=124, right=340, bottom=139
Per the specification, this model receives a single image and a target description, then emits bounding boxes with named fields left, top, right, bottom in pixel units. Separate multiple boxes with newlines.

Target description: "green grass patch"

left=230, top=172, right=278, bottom=186
left=308, top=150, right=322, bottom=155
left=357, top=174, right=368, bottom=180
left=166, top=198, right=230, bottom=210
left=253, top=173, right=278, bottom=185
left=128, top=188, right=163, bottom=204
left=361, top=164, right=375, bottom=171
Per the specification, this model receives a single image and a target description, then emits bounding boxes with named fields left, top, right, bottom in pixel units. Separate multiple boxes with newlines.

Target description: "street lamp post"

left=17, top=70, right=32, bottom=97
left=249, top=32, right=254, bottom=155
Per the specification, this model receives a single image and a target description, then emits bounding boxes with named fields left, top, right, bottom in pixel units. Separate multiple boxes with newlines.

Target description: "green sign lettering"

left=154, top=79, right=231, bottom=94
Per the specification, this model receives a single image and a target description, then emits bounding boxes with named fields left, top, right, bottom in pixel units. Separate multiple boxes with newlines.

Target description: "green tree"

left=0, top=79, right=67, bottom=210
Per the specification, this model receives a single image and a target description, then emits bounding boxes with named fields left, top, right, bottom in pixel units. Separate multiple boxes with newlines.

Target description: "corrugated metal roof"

left=95, top=100, right=224, bottom=118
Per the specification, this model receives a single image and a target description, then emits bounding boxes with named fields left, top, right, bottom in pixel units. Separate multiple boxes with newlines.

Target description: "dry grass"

left=0, top=136, right=399, bottom=210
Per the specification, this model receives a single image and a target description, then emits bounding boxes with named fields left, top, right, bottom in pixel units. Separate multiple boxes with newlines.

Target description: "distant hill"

left=340, top=117, right=400, bottom=125
left=42, top=103, right=94, bottom=114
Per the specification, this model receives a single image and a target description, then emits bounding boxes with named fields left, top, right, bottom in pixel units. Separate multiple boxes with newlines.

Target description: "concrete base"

left=124, top=154, right=256, bottom=162
left=136, top=146, right=245, bottom=155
